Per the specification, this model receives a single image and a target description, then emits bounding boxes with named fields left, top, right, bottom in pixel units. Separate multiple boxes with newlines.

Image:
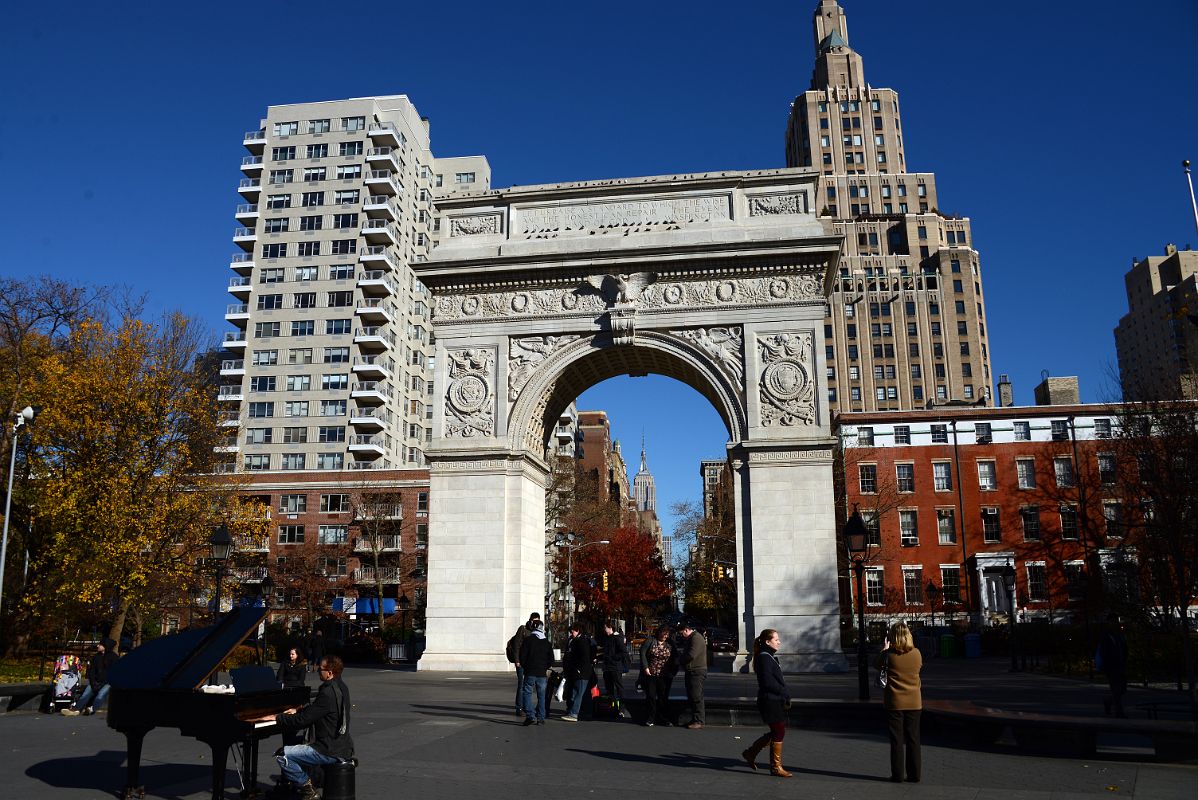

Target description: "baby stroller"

left=52, top=654, right=84, bottom=713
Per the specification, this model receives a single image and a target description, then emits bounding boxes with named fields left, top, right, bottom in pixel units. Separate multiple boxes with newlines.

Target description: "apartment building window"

left=1051, top=419, right=1069, bottom=441
left=911, top=364, right=921, bottom=379
left=937, top=509, right=956, bottom=544
left=273, top=121, right=299, bottom=136
left=930, top=424, right=948, bottom=444
left=246, top=428, right=272, bottom=445
left=977, top=461, right=997, bottom=491
left=259, top=269, right=285, bottom=285
left=1026, top=563, right=1047, bottom=602
left=454, top=172, right=476, bottom=183
left=255, top=322, right=281, bottom=338
left=318, top=426, right=345, bottom=443
left=249, top=376, right=276, bottom=392
left=297, top=242, right=320, bottom=257
left=262, top=243, right=287, bottom=259
left=332, top=213, right=358, bottom=229
left=264, top=218, right=288, bottom=234
left=329, top=264, right=354, bottom=280
left=859, top=464, right=877, bottom=493
left=1098, top=454, right=1116, bottom=485
left=280, top=453, right=305, bottom=470
left=913, top=386, right=924, bottom=401
left=335, top=189, right=359, bottom=205
left=321, top=374, right=348, bottom=390
left=303, top=167, right=326, bottom=182
left=247, top=402, right=274, bottom=418
left=330, top=239, right=356, bottom=255
left=899, top=510, right=918, bottom=546
left=318, top=556, right=347, bottom=576
left=298, top=215, right=322, bottom=231
left=291, top=320, right=314, bottom=337
left=1021, top=506, right=1041, bottom=540
left=309, top=119, right=330, bottom=134
left=941, top=566, right=961, bottom=603
left=269, top=169, right=293, bottom=185
left=257, top=294, right=283, bottom=311
left=336, top=165, right=362, bottom=180
left=325, top=319, right=351, bottom=335
left=295, top=266, right=318, bottom=281
left=316, top=453, right=344, bottom=470
left=279, top=494, right=306, bottom=513
left=302, top=191, right=324, bottom=207
left=282, top=426, right=307, bottom=443
left=326, top=290, right=352, bottom=308
left=306, top=144, right=327, bottom=159
left=252, top=349, right=278, bottom=366
left=244, top=454, right=270, bottom=471
left=342, top=116, right=365, bottom=132
left=1014, top=421, right=1030, bottom=441
left=1095, top=418, right=1112, bottom=439
left=933, top=462, right=952, bottom=491
left=278, top=524, right=304, bottom=544
left=1103, top=501, right=1124, bottom=538
left=1054, top=457, right=1075, bottom=488
left=321, top=493, right=350, bottom=513
left=285, top=374, right=310, bottom=392
left=903, top=568, right=924, bottom=605
left=288, top=348, right=313, bottom=364
left=324, top=347, right=350, bottom=363
left=339, top=141, right=362, bottom=156
left=284, top=401, right=309, bottom=417
left=267, top=194, right=292, bottom=209
left=318, top=525, right=348, bottom=544
left=865, top=568, right=884, bottom=605
left=894, top=425, right=911, bottom=444
left=1016, top=458, right=1036, bottom=489
left=293, top=292, right=317, bottom=309
left=981, top=507, right=1001, bottom=542
left=407, top=423, right=423, bottom=440
left=1060, top=505, right=1079, bottom=539
left=320, top=399, right=346, bottom=416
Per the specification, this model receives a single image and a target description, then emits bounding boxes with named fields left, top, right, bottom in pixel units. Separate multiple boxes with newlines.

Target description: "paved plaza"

left=1, top=658, right=1195, bottom=799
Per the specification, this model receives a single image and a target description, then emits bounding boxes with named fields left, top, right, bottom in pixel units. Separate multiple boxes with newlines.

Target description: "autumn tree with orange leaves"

left=555, top=524, right=672, bottom=624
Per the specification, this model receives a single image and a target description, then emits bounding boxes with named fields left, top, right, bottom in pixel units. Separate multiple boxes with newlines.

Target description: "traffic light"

left=602, top=570, right=609, bottom=592
left=716, top=565, right=725, bottom=581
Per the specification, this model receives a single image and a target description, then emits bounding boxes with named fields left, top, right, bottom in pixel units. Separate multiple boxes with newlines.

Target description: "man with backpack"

left=518, top=620, right=553, bottom=725
left=506, top=612, right=541, bottom=715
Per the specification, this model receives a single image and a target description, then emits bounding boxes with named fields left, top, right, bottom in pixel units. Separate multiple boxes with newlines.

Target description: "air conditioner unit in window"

left=976, top=435, right=991, bottom=444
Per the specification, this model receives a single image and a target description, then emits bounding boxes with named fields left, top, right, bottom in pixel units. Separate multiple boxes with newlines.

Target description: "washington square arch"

left=414, top=168, right=847, bottom=673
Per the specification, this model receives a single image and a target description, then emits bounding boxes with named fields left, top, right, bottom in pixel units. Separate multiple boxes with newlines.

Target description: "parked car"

left=707, top=628, right=737, bottom=652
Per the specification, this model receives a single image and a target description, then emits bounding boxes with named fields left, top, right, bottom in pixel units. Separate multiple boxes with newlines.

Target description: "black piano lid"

left=108, top=606, right=267, bottom=690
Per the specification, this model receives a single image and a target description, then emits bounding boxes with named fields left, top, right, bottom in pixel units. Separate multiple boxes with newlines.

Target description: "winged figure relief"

left=580, top=272, right=658, bottom=306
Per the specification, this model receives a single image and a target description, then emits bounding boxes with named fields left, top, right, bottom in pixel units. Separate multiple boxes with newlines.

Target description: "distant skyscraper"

left=633, top=437, right=657, bottom=513
left=1114, top=244, right=1198, bottom=400
left=786, top=1, right=994, bottom=411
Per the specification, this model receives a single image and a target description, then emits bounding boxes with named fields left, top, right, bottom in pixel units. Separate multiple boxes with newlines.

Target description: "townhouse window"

left=940, top=566, right=961, bottom=603
left=937, top=509, right=956, bottom=544
left=255, top=322, right=281, bottom=338
left=278, top=524, right=304, bottom=544
left=894, top=425, right=911, bottom=445
left=306, top=144, right=327, bottom=159
left=295, top=266, right=318, bottom=281
left=280, top=453, right=306, bottom=470
left=291, top=320, right=314, bottom=337
left=1054, top=457, right=1075, bottom=488
left=977, top=460, right=997, bottom=491
left=417, top=491, right=429, bottom=512
left=318, top=426, right=345, bottom=443
left=933, top=461, right=952, bottom=491
left=297, top=242, right=320, bottom=257
left=1050, top=419, right=1069, bottom=441
left=279, top=494, right=307, bottom=513
left=930, top=424, right=948, bottom=444
left=293, top=292, right=317, bottom=309
left=252, top=349, right=279, bottom=366
left=302, top=191, right=324, bottom=207
left=1094, top=418, right=1112, bottom=439
left=859, top=464, right=877, bottom=494
left=244, top=454, right=271, bottom=471
left=246, top=427, right=272, bottom=445
left=974, top=422, right=992, bottom=443
left=321, top=374, right=348, bottom=390
left=981, top=507, right=1001, bottom=543
left=288, top=348, right=313, bottom=365
left=865, top=567, right=884, bottom=605
left=1026, top=564, right=1047, bottom=602
left=896, top=463, right=915, bottom=492
left=1016, top=458, right=1036, bottom=489
left=1013, top=421, right=1030, bottom=441
left=320, top=493, right=350, bottom=513
left=339, top=141, right=362, bottom=156
left=1060, top=505, right=1079, bottom=539
left=903, top=568, right=924, bottom=605
left=309, top=119, right=330, bottom=134
left=1021, top=506, right=1041, bottom=540
left=1098, top=453, right=1116, bottom=485
left=864, top=511, right=881, bottom=546
left=1103, top=501, right=1124, bottom=538
left=899, top=510, right=918, bottom=546
left=1064, top=562, right=1085, bottom=599
left=858, top=426, right=874, bottom=445
left=247, top=402, right=274, bottom=418
left=325, top=319, right=351, bottom=335
left=299, top=215, right=322, bottom=231
left=319, top=399, right=346, bottom=416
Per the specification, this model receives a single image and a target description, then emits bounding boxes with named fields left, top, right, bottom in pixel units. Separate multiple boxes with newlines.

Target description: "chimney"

left=1033, top=375, right=1080, bottom=406
left=997, top=374, right=1014, bottom=407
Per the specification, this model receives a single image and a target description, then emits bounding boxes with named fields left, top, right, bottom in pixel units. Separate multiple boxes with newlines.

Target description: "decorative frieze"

left=747, top=193, right=805, bottom=217
left=449, top=215, right=500, bottom=237
left=508, top=335, right=579, bottom=401
left=444, top=348, right=495, bottom=439
left=757, top=332, right=817, bottom=427
left=671, top=326, right=744, bottom=385
left=747, top=449, right=832, bottom=463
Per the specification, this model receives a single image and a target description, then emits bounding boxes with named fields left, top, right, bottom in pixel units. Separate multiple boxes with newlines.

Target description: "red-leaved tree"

left=558, top=525, right=672, bottom=622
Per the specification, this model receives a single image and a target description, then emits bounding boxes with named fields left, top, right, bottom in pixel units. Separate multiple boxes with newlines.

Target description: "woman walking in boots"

left=742, top=629, right=792, bottom=777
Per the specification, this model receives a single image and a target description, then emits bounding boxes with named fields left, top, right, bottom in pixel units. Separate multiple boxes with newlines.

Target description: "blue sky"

left=2, top=1, right=1196, bottom=544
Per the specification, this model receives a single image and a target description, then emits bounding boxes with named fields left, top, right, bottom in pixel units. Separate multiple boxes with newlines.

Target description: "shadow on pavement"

left=25, top=748, right=213, bottom=799
left=410, top=703, right=525, bottom=725
left=569, top=747, right=893, bottom=782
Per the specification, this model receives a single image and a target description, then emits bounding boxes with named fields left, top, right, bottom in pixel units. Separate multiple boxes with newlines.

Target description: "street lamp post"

left=258, top=574, right=274, bottom=666
left=845, top=508, right=870, bottom=702
left=0, top=406, right=36, bottom=626
left=399, top=593, right=411, bottom=660
left=556, top=533, right=610, bottom=620
left=1002, top=565, right=1019, bottom=672
left=208, top=523, right=233, bottom=685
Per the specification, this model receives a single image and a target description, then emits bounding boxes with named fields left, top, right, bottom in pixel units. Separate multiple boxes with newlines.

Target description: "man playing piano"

left=268, top=655, right=354, bottom=800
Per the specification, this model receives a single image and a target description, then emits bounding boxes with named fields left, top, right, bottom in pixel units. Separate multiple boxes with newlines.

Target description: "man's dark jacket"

left=276, top=676, right=354, bottom=759
left=600, top=632, right=627, bottom=671
left=564, top=635, right=595, bottom=682
left=518, top=634, right=553, bottom=677
left=88, top=639, right=118, bottom=690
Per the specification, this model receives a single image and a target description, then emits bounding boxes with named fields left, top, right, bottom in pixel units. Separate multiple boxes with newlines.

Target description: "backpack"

left=505, top=631, right=521, bottom=664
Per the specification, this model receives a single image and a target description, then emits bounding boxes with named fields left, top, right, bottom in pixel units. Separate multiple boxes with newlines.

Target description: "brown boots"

left=298, top=780, right=319, bottom=800
left=741, top=732, right=771, bottom=771
left=769, top=741, right=793, bottom=778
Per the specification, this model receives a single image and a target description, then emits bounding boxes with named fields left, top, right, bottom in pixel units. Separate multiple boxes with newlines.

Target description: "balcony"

left=364, top=170, right=399, bottom=195
left=350, top=381, right=390, bottom=404
left=354, top=298, right=394, bottom=324
left=352, top=355, right=392, bottom=380
left=233, top=227, right=256, bottom=250
left=367, top=121, right=401, bottom=146
left=223, top=331, right=247, bottom=350
left=235, top=203, right=259, bottom=223
left=225, top=303, right=250, bottom=325
left=357, top=270, right=396, bottom=297
left=218, top=410, right=240, bottom=427
left=359, top=246, right=398, bottom=272
left=361, top=218, right=399, bottom=246
left=228, top=276, right=253, bottom=298
left=350, top=407, right=388, bottom=430
left=353, top=566, right=401, bottom=584
left=240, top=155, right=263, bottom=175
left=235, top=534, right=270, bottom=552
left=213, top=441, right=240, bottom=453
left=354, top=534, right=402, bottom=552
left=363, top=195, right=398, bottom=221
left=366, top=147, right=399, bottom=171
left=230, top=253, right=254, bottom=275
left=353, top=326, right=394, bottom=351
left=220, top=359, right=245, bottom=376
left=237, top=178, right=261, bottom=199
left=346, top=462, right=378, bottom=471
left=243, top=129, right=267, bottom=152
left=231, top=566, right=268, bottom=583
left=218, top=385, right=244, bottom=402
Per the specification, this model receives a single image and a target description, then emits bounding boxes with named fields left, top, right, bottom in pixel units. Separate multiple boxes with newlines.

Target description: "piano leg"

left=240, top=738, right=261, bottom=799
left=122, top=727, right=150, bottom=799
left=210, top=742, right=230, bottom=800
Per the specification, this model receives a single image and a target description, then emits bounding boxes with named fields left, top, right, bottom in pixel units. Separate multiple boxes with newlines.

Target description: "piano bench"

left=321, top=758, right=356, bottom=800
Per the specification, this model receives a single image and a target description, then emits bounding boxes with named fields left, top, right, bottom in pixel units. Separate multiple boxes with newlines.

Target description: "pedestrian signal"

left=602, top=570, right=609, bottom=592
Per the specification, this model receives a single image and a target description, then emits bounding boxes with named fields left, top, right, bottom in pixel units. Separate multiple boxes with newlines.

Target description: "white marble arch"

left=415, top=168, right=849, bottom=672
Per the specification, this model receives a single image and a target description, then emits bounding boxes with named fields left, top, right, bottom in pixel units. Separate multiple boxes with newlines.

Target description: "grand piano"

left=107, top=606, right=311, bottom=800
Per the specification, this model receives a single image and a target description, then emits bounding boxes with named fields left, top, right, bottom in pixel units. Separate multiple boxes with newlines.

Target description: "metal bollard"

left=322, top=759, right=356, bottom=800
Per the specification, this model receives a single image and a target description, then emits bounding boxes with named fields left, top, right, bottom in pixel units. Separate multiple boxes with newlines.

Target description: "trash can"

left=963, top=633, right=981, bottom=658
left=939, top=634, right=957, bottom=658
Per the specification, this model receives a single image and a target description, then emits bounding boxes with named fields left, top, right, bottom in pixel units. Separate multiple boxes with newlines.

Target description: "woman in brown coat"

left=877, top=621, right=922, bottom=782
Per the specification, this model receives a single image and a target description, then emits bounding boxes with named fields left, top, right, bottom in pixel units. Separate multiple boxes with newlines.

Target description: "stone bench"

left=923, top=699, right=1198, bottom=763
left=0, top=682, right=51, bottom=713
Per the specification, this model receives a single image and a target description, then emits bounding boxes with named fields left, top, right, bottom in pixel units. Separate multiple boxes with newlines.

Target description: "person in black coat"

left=562, top=622, right=594, bottom=721
left=598, top=621, right=628, bottom=704
left=741, top=629, right=792, bottom=778
left=62, top=638, right=117, bottom=716
left=271, top=655, right=354, bottom=800
left=1097, top=613, right=1130, bottom=718
left=518, top=620, right=553, bottom=724
left=275, top=647, right=308, bottom=746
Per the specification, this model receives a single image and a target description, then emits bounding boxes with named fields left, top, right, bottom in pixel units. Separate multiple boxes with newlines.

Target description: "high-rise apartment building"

left=786, top=1, right=994, bottom=412
left=221, top=96, right=489, bottom=473
left=1113, top=244, right=1198, bottom=400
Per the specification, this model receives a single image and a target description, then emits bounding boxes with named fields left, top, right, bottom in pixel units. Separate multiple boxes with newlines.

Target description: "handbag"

left=876, top=653, right=889, bottom=689
left=553, top=675, right=565, bottom=702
